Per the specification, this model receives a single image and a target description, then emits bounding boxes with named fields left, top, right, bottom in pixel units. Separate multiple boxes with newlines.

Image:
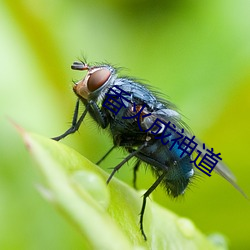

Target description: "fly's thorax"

left=73, top=64, right=117, bottom=102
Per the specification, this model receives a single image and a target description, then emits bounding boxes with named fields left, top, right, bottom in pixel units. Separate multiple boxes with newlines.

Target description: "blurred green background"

left=1, top=0, right=250, bottom=249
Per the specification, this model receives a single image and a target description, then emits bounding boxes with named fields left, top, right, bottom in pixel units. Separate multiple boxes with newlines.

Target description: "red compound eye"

left=87, top=68, right=111, bottom=92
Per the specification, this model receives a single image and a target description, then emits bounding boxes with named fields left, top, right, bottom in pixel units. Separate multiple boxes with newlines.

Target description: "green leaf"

left=19, top=128, right=227, bottom=250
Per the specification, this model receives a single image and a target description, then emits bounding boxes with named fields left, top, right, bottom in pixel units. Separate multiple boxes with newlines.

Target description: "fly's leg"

left=133, top=160, right=141, bottom=189
left=107, top=143, right=146, bottom=184
left=52, top=99, right=88, bottom=141
left=89, top=100, right=107, bottom=129
left=96, top=145, right=116, bottom=165
left=52, top=99, right=108, bottom=141
left=140, top=173, right=166, bottom=240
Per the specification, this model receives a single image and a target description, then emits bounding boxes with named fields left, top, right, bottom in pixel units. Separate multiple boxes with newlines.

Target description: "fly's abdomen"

left=135, top=132, right=194, bottom=197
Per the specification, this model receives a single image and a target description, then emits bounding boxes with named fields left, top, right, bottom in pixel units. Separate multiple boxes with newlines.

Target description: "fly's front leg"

left=52, top=99, right=88, bottom=141
left=89, top=100, right=108, bottom=129
left=52, top=99, right=108, bottom=141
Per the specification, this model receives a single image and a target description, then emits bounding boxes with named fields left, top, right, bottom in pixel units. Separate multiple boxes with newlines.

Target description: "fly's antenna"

left=71, top=61, right=89, bottom=71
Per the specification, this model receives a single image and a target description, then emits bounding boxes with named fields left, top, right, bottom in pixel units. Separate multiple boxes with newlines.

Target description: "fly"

left=52, top=60, right=246, bottom=240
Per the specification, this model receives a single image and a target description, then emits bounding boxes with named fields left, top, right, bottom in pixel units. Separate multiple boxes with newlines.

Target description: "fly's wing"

left=141, top=107, right=248, bottom=199
left=195, top=141, right=248, bottom=199
left=141, top=108, right=191, bottom=134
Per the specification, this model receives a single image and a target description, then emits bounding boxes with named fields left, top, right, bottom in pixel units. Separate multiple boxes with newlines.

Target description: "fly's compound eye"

left=87, top=68, right=111, bottom=92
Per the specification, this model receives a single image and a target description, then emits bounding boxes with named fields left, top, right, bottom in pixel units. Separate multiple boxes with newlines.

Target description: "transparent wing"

left=141, top=106, right=247, bottom=199
left=195, top=140, right=248, bottom=199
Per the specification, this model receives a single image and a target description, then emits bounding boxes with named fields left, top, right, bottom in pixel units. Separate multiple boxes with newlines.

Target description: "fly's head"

left=72, top=61, right=116, bottom=101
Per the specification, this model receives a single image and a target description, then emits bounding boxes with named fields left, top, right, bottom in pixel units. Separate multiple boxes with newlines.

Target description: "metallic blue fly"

left=52, top=60, right=246, bottom=240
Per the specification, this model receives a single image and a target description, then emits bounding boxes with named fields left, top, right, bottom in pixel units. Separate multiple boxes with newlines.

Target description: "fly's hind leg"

left=140, top=173, right=166, bottom=240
